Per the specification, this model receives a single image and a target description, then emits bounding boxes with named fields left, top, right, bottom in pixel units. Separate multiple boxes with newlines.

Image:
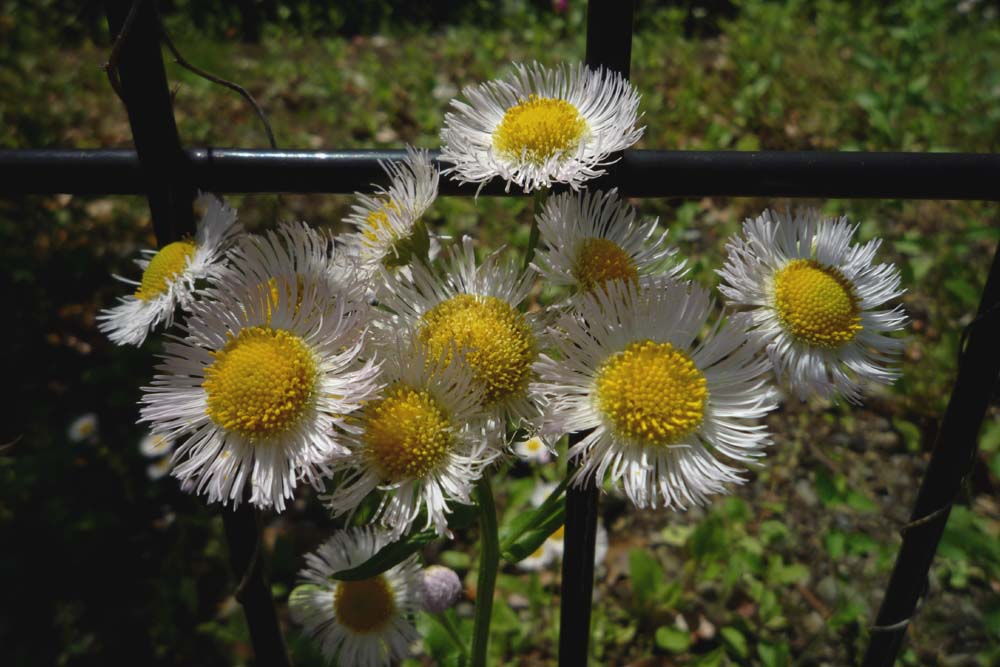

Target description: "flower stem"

left=522, top=188, right=547, bottom=273
left=432, top=610, right=469, bottom=664
left=471, top=475, right=499, bottom=667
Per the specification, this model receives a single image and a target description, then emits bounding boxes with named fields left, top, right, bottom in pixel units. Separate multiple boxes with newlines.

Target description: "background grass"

left=1, top=1, right=999, bottom=665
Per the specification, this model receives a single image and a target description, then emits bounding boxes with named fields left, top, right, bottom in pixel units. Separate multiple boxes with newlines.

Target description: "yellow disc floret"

left=493, top=95, right=588, bottom=164
left=595, top=340, right=708, bottom=447
left=573, top=237, right=639, bottom=292
left=419, top=294, right=536, bottom=406
left=362, top=200, right=400, bottom=248
left=203, top=327, right=318, bottom=440
left=773, top=259, right=862, bottom=349
left=334, top=576, right=396, bottom=634
left=135, top=240, right=197, bottom=301
left=363, top=384, right=453, bottom=482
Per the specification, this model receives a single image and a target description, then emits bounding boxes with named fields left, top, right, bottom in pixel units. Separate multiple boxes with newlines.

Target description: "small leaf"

left=628, top=549, right=663, bottom=608
left=720, top=626, right=749, bottom=658
left=758, top=641, right=790, bottom=667
left=654, top=625, right=691, bottom=653
left=501, top=505, right=566, bottom=563
left=332, top=529, right=436, bottom=581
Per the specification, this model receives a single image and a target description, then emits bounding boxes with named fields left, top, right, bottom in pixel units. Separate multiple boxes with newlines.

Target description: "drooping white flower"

left=342, top=145, right=440, bottom=272
left=440, top=62, right=643, bottom=193
left=324, top=339, right=495, bottom=538
left=289, top=528, right=421, bottom=667
left=534, top=280, right=778, bottom=510
left=717, top=209, right=907, bottom=403
left=140, top=223, right=379, bottom=511
left=98, top=194, right=242, bottom=346
left=533, top=188, right=684, bottom=295
left=377, top=236, right=543, bottom=437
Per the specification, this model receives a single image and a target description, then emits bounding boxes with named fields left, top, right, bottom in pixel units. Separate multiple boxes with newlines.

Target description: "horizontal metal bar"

left=2, top=148, right=999, bottom=200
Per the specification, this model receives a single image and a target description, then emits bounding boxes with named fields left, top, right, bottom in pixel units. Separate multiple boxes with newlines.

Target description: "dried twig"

left=152, top=3, right=277, bottom=150
left=101, top=0, right=145, bottom=101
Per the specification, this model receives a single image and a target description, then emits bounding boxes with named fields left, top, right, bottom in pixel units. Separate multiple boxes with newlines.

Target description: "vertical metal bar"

left=559, top=3, right=634, bottom=666
left=103, top=3, right=289, bottom=665
left=862, top=237, right=1000, bottom=666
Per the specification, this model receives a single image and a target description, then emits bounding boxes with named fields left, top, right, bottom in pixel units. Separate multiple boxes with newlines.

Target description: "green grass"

left=2, top=1, right=1000, bottom=665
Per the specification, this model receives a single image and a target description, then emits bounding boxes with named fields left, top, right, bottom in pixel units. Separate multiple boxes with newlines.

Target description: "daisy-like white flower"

left=516, top=542, right=556, bottom=572
left=533, top=188, right=685, bottom=295
left=325, top=339, right=494, bottom=538
left=535, top=280, right=778, bottom=510
left=140, top=225, right=380, bottom=511
left=146, top=457, right=172, bottom=481
left=289, top=527, right=421, bottom=667
left=342, top=146, right=439, bottom=271
left=514, top=435, right=552, bottom=463
left=67, top=413, right=98, bottom=443
left=378, top=236, right=543, bottom=435
left=138, top=431, right=174, bottom=458
left=717, top=209, right=907, bottom=403
left=98, top=194, right=242, bottom=346
left=440, top=62, right=643, bottom=193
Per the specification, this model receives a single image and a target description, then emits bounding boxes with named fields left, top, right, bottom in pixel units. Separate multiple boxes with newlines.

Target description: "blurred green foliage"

left=1, top=0, right=999, bottom=665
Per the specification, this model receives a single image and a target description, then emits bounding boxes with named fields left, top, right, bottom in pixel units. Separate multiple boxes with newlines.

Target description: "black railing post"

left=558, top=3, right=635, bottom=666
left=103, top=3, right=289, bottom=665
left=861, top=235, right=1000, bottom=666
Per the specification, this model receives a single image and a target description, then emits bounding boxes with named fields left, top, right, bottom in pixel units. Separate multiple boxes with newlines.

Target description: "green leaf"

left=720, top=626, right=749, bottom=658
left=332, top=529, right=437, bottom=581
left=501, top=505, right=566, bottom=563
left=944, top=278, right=980, bottom=306
left=654, top=625, right=691, bottom=653
left=892, top=418, right=923, bottom=452
left=758, top=641, right=790, bottom=667
left=498, top=477, right=567, bottom=555
left=628, top=549, right=663, bottom=608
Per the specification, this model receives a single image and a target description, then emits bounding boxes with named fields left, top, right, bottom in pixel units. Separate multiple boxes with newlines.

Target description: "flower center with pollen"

left=419, top=294, right=536, bottom=406
left=362, top=200, right=400, bottom=248
left=363, top=384, right=453, bottom=482
left=203, top=327, right=318, bottom=440
left=334, top=576, right=396, bottom=634
left=135, top=240, right=197, bottom=301
left=773, top=259, right=862, bottom=349
left=493, top=95, right=588, bottom=164
left=595, top=340, right=708, bottom=447
left=573, top=237, right=638, bottom=292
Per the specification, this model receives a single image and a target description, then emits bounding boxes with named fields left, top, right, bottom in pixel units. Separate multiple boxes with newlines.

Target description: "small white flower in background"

left=527, top=480, right=608, bottom=567
left=138, top=432, right=173, bottom=458
left=98, top=194, right=242, bottom=346
left=342, top=145, right=440, bottom=272
left=514, top=436, right=552, bottom=463
left=440, top=62, right=643, bottom=193
left=418, top=565, right=464, bottom=614
left=516, top=542, right=556, bottom=572
left=146, top=457, right=172, bottom=481
left=530, top=480, right=560, bottom=509
left=140, top=223, right=380, bottom=512
left=717, top=209, right=907, bottom=404
left=324, top=339, right=496, bottom=539
left=67, top=413, right=98, bottom=442
left=289, top=528, right=421, bottom=667
left=533, top=188, right=685, bottom=296
left=377, top=236, right=543, bottom=441
left=535, top=279, right=778, bottom=510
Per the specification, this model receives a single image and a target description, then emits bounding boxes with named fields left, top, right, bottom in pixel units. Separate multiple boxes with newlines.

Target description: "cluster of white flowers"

left=100, top=61, right=906, bottom=666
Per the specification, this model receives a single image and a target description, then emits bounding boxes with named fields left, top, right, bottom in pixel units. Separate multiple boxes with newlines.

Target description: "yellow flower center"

left=550, top=524, right=565, bottom=541
left=595, top=340, right=708, bottom=447
left=573, top=237, right=639, bottom=292
left=135, top=240, right=197, bottom=301
left=203, top=327, right=318, bottom=440
left=493, top=95, right=588, bottom=164
left=334, top=576, right=396, bottom=635
left=362, top=200, right=400, bottom=248
left=773, top=259, right=862, bottom=349
left=419, top=294, right=536, bottom=406
left=363, top=384, right=453, bottom=482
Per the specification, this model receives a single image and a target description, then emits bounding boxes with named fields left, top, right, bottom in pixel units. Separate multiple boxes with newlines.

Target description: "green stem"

left=471, top=475, right=499, bottom=667
left=432, top=611, right=469, bottom=664
left=522, top=188, right=547, bottom=273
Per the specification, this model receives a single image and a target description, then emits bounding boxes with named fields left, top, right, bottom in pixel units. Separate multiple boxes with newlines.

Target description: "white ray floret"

left=534, top=280, right=778, bottom=510
left=98, top=193, right=242, bottom=346
left=532, top=188, right=685, bottom=295
left=289, top=527, right=421, bottom=667
left=342, top=145, right=440, bottom=272
left=440, top=62, right=643, bottom=193
left=324, top=339, right=496, bottom=539
left=139, top=225, right=380, bottom=511
left=717, top=209, right=907, bottom=403
left=377, top=236, right=543, bottom=436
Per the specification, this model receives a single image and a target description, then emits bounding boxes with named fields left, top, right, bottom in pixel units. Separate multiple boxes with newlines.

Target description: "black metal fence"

left=2, top=1, right=999, bottom=665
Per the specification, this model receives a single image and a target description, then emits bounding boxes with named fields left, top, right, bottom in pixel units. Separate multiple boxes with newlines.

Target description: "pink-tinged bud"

left=418, top=565, right=463, bottom=613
